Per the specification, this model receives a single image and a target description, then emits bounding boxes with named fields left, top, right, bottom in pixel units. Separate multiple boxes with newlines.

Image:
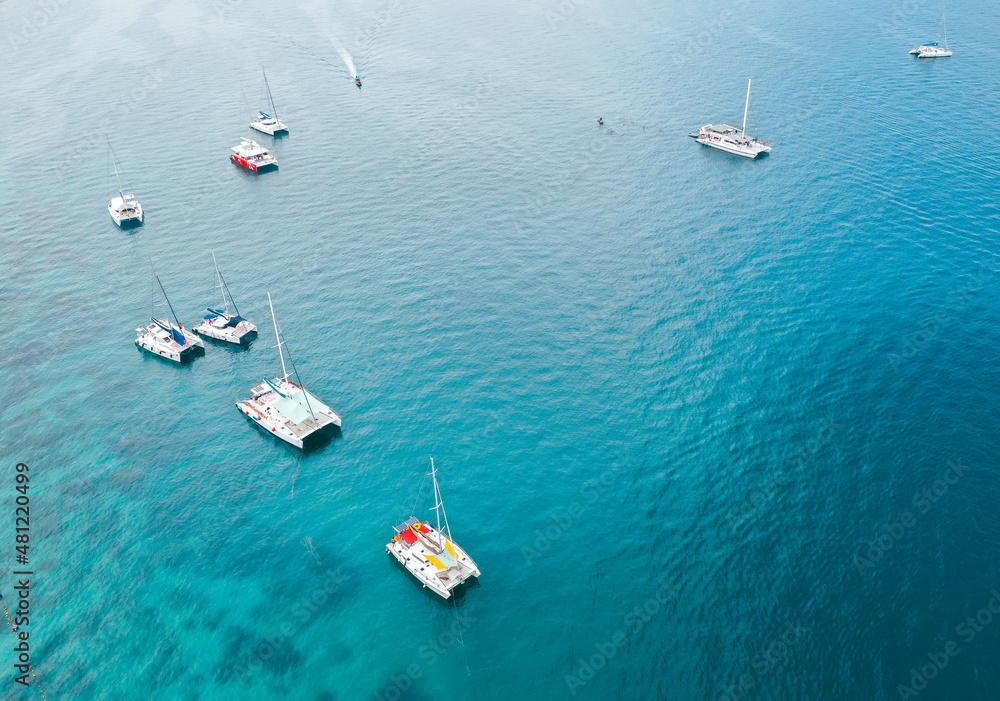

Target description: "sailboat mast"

left=431, top=458, right=442, bottom=533
left=263, top=68, right=278, bottom=121
left=219, top=271, right=242, bottom=320
left=742, top=79, right=751, bottom=135
left=211, top=250, right=227, bottom=314
left=943, top=2, right=948, bottom=48
left=108, top=138, right=125, bottom=198
left=429, top=458, right=453, bottom=539
left=156, top=275, right=182, bottom=328
left=268, top=292, right=290, bottom=381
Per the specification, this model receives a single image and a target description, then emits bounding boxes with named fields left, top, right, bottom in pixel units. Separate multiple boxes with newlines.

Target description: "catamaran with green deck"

left=236, top=293, right=340, bottom=449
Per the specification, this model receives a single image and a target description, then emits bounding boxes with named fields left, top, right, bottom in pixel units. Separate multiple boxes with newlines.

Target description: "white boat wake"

left=331, top=40, right=357, bottom=77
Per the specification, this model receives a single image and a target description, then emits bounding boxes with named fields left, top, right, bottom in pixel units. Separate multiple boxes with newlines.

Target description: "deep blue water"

left=2, top=0, right=1000, bottom=699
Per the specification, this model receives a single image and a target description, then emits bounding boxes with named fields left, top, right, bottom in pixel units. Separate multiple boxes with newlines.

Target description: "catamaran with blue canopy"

left=236, top=293, right=340, bottom=449
left=135, top=270, right=204, bottom=363
left=193, top=252, right=257, bottom=345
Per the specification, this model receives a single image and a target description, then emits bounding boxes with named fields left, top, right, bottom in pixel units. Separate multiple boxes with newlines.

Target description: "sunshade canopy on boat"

left=153, top=319, right=186, bottom=345
left=274, top=388, right=331, bottom=424
left=393, top=517, right=419, bottom=534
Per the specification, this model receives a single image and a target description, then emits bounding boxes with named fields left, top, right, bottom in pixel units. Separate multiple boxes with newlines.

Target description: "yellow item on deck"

left=445, top=540, right=456, bottom=558
left=425, top=554, right=446, bottom=570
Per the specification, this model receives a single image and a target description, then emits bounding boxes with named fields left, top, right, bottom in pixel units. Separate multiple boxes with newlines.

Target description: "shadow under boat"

left=135, top=343, right=205, bottom=365
left=241, top=414, right=342, bottom=454
left=231, top=160, right=279, bottom=174
left=117, top=217, right=144, bottom=231
left=194, top=329, right=258, bottom=350
left=386, top=550, right=481, bottom=605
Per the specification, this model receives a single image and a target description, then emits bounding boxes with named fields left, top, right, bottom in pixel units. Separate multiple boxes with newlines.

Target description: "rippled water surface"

left=2, top=0, right=1000, bottom=699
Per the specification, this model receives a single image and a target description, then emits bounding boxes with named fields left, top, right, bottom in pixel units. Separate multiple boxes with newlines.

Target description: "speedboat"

left=107, top=141, right=144, bottom=227
left=355, top=75, right=362, bottom=88
left=387, top=459, right=480, bottom=599
left=230, top=137, right=278, bottom=171
left=690, top=78, right=771, bottom=159
left=235, top=293, right=341, bottom=449
left=192, top=252, right=257, bottom=345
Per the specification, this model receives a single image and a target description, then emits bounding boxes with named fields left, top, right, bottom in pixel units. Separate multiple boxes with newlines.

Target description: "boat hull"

left=109, top=204, right=143, bottom=227
left=235, top=399, right=340, bottom=450
left=697, top=137, right=771, bottom=159
left=135, top=322, right=204, bottom=363
left=386, top=525, right=480, bottom=599
left=231, top=154, right=277, bottom=171
left=135, top=336, right=201, bottom=363
left=192, top=323, right=258, bottom=345
left=251, top=121, right=288, bottom=136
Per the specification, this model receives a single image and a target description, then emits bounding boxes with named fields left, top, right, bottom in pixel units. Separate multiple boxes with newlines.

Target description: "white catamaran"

left=689, top=78, right=772, bottom=159
left=108, top=140, right=144, bottom=227
left=910, top=3, right=953, bottom=57
left=135, top=268, right=204, bottom=363
left=192, top=252, right=258, bottom=345
left=387, top=459, right=480, bottom=599
left=250, top=68, right=288, bottom=136
left=236, top=293, right=341, bottom=449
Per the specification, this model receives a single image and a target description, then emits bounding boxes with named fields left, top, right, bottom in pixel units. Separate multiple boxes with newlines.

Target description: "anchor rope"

left=0, top=595, right=50, bottom=700
left=450, top=595, right=472, bottom=680
left=301, top=537, right=322, bottom=566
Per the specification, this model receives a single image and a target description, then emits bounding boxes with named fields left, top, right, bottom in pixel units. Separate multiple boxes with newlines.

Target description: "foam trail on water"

left=331, top=40, right=357, bottom=76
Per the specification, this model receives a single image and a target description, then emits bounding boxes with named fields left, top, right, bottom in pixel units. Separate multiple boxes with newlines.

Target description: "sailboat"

left=232, top=85, right=279, bottom=171
left=250, top=68, right=289, bottom=135
left=192, top=252, right=258, bottom=345
left=387, top=458, right=480, bottom=599
left=107, top=139, right=144, bottom=227
left=910, top=3, right=953, bottom=57
left=236, top=293, right=341, bottom=449
left=135, top=264, right=204, bottom=363
left=688, top=78, right=772, bottom=159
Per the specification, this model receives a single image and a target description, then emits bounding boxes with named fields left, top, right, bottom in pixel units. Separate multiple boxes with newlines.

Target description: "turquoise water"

left=2, top=0, right=1000, bottom=698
